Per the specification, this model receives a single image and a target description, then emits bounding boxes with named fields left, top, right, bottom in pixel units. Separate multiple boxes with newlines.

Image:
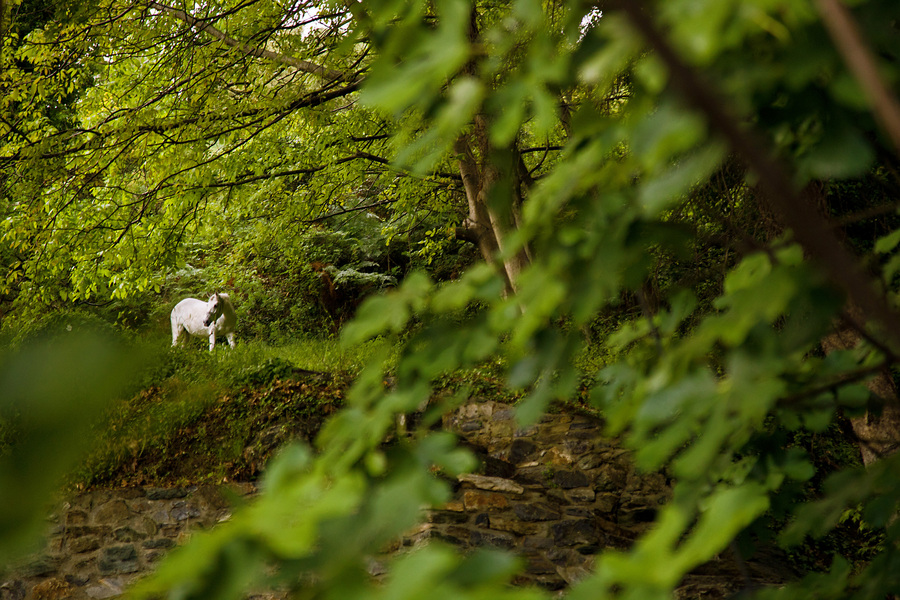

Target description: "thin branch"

left=350, top=134, right=390, bottom=143
left=815, top=0, right=900, bottom=155
left=838, top=310, right=900, bottom=365
left=304, top=198, right=398, bottom=224
left=148, top=1, right=352, bottom=83
left=520, top=145, right=563, bottom=154
left=778, top=361, right=890, bottom=407
left=0, top=113, right=35, bottom=146
left=350, top=150, right=390, bottom=167
left=616, top=0, right=900, bottom=353
left=204, top=167, right=325, bottom=189
left=833, top=200, right=900, bottom=228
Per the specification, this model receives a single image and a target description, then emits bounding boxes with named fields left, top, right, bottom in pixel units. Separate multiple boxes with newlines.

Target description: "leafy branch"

left=147, top=1, right=353, bottom=83
left=616, top=0, right=900, bottom=352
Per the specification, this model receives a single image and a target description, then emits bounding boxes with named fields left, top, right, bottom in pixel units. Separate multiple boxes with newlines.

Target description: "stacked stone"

left=1, top=484, right=254, bottom=600
left=403, top=400, right=672, bottom=590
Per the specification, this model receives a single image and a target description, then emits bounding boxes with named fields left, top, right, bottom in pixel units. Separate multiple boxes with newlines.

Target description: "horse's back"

left=174, top=297, right=205, bottom=307
left=171, top=298, right=208, bottom=331
left=172, top=297, right=204, bottom=314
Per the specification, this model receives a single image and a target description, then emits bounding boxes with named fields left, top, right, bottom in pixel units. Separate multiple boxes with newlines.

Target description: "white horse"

left=171, top=292, right=237, bottom=351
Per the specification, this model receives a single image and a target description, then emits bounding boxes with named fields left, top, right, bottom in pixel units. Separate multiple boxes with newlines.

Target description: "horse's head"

left=203, top=293, right=223, bottom=327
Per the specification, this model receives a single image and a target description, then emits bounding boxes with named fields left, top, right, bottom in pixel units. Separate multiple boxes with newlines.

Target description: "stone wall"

left=2, top=400, right=792, bottom=599
left=404, top=400, right=670, bottom=590
left=420, top=401, right=791, bottom=595
left=1, top=484, right=256, bottom=600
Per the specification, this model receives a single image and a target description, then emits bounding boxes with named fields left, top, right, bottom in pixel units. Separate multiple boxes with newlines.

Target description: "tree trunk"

left=822, top=314, right=900, bottom=465
left=454, top=115, right=531, bottom=296
left=451, top=5, right=532, bottom=297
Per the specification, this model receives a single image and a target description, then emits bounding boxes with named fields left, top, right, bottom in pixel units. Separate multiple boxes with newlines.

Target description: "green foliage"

left=68, top=336, right=389, bottom=489
left=0, top=326, right=138, bottom=566
left=145, top=190, right=466, bottom=342
left=231, top=357, right=302, bottom=388
left=0, top=0, right=468, bottom=323
left=219, top=225, right=401, bottom=340
left=4, top=0, right=900, bottom=599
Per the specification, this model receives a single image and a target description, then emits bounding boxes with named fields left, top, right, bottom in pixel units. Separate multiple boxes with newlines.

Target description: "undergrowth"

left=68, top=336, right=391, bottom=490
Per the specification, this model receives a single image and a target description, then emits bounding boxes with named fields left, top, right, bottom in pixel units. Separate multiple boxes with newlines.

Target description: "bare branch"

left=205, top=167, right=324, bottom=189
left=520, top=145, right=563, bottom=154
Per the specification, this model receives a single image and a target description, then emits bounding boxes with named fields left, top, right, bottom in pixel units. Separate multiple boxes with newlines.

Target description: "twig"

left=304, top=198, right=398, bottom=224
left=815, top=0, right=900, bottom=155
left=778, top=361, right=890, bottom=407
left=614, top=1, right=900, bottom=354
left=838, top=310, right=900, bottom=365
left=148, top=1, right=351, bottom=82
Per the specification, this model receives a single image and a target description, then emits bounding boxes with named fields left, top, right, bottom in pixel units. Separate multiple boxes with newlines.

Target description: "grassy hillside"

left=67, top=338, right=389, bottom=490
left=64, top=335, right=525, bottom=491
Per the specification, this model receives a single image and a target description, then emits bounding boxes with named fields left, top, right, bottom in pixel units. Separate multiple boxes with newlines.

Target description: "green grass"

left=237, top=336, right=397, bottom=374
left=67, top=335, right=393, bottom=489
left=131, top=335, right=396, bottom=389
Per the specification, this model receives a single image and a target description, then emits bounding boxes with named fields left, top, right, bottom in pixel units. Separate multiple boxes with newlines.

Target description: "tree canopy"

left=4, top=0, right=900, bottom=598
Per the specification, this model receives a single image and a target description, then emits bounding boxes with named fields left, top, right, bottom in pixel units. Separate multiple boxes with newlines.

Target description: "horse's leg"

left=171, top=315, right=181, bottom=346
left=208, top=328, right=216, bottom=352
left=227, top=332, right=236, bottom=348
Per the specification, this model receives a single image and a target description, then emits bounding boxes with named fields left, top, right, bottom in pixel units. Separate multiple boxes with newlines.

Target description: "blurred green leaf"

left=0, top=330, right=138, bottom=565
left=799, top=119, right=874, bottom=180
left=875, top=227, right=900, bottom=254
